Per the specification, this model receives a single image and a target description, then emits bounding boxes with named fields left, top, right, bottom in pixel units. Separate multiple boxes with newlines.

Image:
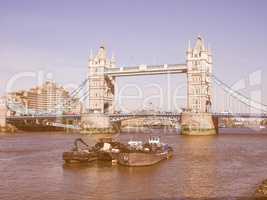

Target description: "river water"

left=1, top=128, right=267, bottom=200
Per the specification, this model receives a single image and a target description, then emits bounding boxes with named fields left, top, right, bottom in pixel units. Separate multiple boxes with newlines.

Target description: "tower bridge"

left=83, top=36, right=214, bottom=135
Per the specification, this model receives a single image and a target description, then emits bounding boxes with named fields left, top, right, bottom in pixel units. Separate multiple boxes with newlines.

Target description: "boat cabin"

left=128, top=140, right=143, bottom=150
left=148, top=137, right=160, bottom=145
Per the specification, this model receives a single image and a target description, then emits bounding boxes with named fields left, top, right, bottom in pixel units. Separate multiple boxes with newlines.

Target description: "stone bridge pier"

left=180, top=112, right=217, bottom=135
left=0, top=97, right=7, bottom=131
left=81, top=113, right=118, bottom=134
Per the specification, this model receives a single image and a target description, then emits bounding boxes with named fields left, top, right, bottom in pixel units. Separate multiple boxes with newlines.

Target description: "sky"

left=0, top=0, right=267, bottom=112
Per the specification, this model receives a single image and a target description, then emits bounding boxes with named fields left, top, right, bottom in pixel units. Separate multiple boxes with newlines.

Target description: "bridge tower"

left=81, top=46, right=117, bottom=133
left=88, top=46, right=115, bottom=114
left=187, top=36, right=212, bottom=112
left=181, top=36, right=216, bottom=135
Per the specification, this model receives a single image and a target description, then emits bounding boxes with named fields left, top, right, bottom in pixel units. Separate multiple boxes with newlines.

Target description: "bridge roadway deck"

left=6, top=113, right=267, bottom=121
left=6, top=114, right=81, bottom=121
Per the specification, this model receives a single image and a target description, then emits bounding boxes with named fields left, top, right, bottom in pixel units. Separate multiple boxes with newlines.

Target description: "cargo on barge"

left=63, top=138, right=97, bottom=163
left=63, top=138, right=126, bottom=163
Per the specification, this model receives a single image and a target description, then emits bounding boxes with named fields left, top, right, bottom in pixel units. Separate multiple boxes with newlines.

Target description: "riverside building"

left=7, top=81, right=82, bottom=115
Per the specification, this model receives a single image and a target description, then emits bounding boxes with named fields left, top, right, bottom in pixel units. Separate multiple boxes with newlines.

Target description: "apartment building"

left=8, top=81, right=82, bottom=115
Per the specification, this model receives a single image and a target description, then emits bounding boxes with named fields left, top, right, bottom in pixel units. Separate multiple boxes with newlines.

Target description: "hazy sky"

left=0, top=0, right=266, bottom=111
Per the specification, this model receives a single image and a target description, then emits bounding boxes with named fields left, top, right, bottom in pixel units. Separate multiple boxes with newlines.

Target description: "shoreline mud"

left=255, top=179, right=267, bottom=198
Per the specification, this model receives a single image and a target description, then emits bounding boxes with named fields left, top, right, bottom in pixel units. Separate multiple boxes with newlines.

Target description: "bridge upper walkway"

left=104, top=64, right=187, bottom=77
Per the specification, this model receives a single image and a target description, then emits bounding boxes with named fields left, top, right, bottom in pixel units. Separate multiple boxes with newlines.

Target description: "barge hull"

left=63, top=152, right=97, bottom=163
left=117, top=151, right=172, bottom=167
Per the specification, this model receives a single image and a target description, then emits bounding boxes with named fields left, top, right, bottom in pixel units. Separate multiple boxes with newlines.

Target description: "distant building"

left=7, top=81, right=82, bottom=115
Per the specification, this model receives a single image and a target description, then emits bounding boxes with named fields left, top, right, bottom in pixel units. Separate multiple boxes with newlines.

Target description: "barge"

left=63, top=137, right=173, bottom=167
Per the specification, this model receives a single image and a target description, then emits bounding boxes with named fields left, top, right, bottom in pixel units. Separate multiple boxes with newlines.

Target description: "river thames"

left=1, top=129, right=267, bottom=200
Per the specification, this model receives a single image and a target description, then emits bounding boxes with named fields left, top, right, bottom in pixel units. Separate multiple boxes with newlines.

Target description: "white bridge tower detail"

left=88, top=46, right=115, bottom=114
left=187, top=36, right=212, bottom=113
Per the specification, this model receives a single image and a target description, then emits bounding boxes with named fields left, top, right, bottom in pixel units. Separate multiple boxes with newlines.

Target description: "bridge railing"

left=212, top=112, right=267, bottom=118
left=146, top=65, right=164, bottom=70
left=167, top=64, right=186, bottom=68
left=104, top=67, right=120, bottom=72
left=105, top=64, right=188, bottom=74
left=123, top=66, right=140, bottom=71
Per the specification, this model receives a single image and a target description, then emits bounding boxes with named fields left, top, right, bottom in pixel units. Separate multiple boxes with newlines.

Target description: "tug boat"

left=115, top=137, right=173, bottom=167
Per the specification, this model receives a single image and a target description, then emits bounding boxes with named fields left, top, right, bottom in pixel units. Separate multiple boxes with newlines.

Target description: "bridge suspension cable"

left=79, top=89, right=90, bottom=102
left=69, top=78, right=89, bottom=99
left=62, top=78, right=89, bottom=108
left=212, top=75, right=267, bottom=113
